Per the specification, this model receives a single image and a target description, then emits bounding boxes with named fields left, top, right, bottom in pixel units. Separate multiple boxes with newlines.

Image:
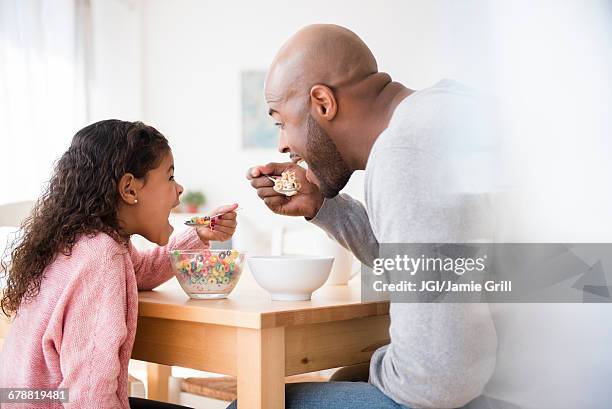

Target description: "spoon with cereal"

left=269, top=170, right=301, bottom=197
left=185, top=208, right=243, bottom=227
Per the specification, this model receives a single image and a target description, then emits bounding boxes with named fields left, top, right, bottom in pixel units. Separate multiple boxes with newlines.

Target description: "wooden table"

left=132, top=272, right=390, bottom=409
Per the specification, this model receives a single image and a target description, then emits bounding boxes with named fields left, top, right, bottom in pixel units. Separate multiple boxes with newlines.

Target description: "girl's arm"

left=129, top=228, right=209, bottom=291
left=57, top=248, right=128, bottom=407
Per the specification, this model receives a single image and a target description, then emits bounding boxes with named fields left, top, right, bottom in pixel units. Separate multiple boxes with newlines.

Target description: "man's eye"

left=274, top=122, right=283, bottom=128
left=169, top=176, right=175, bottom=181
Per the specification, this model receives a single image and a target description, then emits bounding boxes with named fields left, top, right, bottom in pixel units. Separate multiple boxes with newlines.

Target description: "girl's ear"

left=118, top=173, right=142, bottom=205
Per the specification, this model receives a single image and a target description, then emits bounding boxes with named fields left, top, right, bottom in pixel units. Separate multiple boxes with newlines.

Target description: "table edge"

left=137, top=298, right=390, bottom=329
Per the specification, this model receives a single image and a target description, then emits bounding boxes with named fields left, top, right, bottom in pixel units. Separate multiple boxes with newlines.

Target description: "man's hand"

left=195, top=203, right=238, bottom=243
left=247, top=162, right=324, bottom=219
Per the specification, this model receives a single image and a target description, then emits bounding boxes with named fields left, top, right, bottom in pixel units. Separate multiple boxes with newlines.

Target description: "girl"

left=0, top=120, right=237, bottom=408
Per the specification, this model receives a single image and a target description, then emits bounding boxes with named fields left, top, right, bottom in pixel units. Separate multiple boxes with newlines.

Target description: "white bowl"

left=247, top=255, right=334, bottom=301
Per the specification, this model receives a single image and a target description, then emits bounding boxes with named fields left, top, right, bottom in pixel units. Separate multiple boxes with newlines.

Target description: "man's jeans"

left=226, top=382, right=524, bottom=409
left=226, top=381, right=409, bottom=409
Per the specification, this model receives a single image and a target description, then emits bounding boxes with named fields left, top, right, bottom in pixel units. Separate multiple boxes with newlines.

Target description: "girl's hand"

left=195, top=203, right=238, bottom=243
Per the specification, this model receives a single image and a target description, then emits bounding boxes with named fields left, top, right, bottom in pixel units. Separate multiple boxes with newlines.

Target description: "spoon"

left=266, top=173, right=301, bottom=197
left=184, top=208, right=243, bottom=226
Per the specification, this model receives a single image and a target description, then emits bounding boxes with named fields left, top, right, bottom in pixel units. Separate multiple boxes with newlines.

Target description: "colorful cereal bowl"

left=169, top=249, right=246, bottom=299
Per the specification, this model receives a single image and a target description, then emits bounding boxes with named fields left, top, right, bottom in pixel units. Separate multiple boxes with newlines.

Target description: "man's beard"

left=305, top=115, right=352, bottom=198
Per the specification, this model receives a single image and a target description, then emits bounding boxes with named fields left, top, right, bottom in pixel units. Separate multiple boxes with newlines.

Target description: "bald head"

left=263, top=25, right=410, bottom=193
left=265, top=24, right=378, bottom=102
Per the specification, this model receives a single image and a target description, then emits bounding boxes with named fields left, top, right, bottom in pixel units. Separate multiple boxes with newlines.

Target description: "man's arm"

left=247, top=162, right=378, bottom=266
left=308, top=194, right=379, bottom=267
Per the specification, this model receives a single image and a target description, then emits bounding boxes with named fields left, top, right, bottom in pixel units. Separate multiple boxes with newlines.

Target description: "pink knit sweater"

left=0, top=228, right=207, bottom=408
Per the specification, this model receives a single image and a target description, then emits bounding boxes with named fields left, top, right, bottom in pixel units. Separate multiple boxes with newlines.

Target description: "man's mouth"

left=289, top=152, right=304, bottom=164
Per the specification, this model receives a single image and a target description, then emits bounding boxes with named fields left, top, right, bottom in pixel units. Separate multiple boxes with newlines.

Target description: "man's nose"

left=278, top=132, right=290, bottom=154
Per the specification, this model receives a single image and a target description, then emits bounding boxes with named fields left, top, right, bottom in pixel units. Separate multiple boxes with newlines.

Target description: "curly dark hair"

left=1, top=119, right=170, bottom=317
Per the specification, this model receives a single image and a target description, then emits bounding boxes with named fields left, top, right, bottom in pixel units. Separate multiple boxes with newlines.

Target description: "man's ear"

left=309, top=84, right=337, bottom=121
left=118, top=173, right=142, bottom=205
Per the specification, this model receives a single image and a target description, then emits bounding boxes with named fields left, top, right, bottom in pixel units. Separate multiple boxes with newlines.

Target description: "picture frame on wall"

left=241, top=70, right=278, bottom=149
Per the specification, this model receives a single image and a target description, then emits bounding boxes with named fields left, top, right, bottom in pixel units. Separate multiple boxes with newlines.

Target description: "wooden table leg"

left=146, top=363, right=172, bottom=402
left=237, top=327, right=285, bottom=409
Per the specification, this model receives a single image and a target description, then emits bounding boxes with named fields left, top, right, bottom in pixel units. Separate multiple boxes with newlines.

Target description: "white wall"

left=139, top=0, right=498, bottom=244
left=89, top=0, right=143, bottom=122
left=489, top=0, right=612, bottom=242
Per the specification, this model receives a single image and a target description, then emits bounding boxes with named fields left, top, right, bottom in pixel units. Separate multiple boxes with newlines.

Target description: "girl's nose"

left=177, top=183, right=184, bottom=196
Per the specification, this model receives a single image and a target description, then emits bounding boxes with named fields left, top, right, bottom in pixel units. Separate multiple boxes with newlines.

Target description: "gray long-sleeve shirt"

left=310, top=79, right=498, bottom=409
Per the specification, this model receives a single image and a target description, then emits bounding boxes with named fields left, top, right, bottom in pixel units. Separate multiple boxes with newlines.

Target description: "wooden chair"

left=167, top=371, right=330, bottom=407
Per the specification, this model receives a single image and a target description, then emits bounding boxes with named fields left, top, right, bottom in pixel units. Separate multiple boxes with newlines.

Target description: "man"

left=240, top=24, right=498, bottom=409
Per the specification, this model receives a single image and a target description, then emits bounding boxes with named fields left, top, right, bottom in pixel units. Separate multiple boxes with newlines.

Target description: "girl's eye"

left=274, top=122, right=283, bottom=129
left=169, top=176, right=175, bottom=181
